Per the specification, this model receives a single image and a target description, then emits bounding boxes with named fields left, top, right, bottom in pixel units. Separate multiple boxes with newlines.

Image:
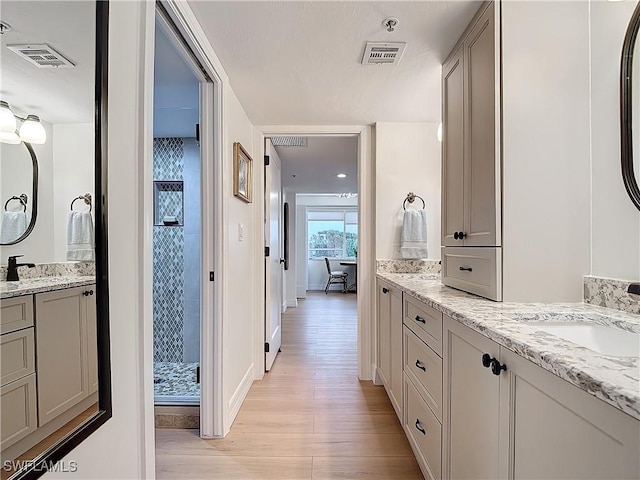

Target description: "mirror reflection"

left=0, top=1, right=103, bottom=478
left=0, top=142, right=36, bottom=244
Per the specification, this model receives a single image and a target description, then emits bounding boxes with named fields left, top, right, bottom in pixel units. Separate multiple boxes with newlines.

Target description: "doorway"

left=259, top=129, right=372, bottom=379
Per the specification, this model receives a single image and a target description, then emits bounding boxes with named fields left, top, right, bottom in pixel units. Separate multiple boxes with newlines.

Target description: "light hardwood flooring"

left=156, top=292, right=422, bottom=479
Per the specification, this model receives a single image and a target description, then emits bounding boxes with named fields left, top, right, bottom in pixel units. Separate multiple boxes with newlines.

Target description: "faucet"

left=628, top=282, right=640, bottom=295
left=6, top=255, right=35, bottom=281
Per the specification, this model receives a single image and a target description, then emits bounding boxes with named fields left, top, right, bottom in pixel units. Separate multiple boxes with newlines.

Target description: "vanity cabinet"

left=443, top=314, right=640, bottom=479
left=376, top=280, right=403, bottom=418
left=35, top=285, right=97, bottom=426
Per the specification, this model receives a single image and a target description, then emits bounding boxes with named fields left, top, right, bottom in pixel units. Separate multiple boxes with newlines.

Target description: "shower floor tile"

left=154, top=362, right=200, bottom=398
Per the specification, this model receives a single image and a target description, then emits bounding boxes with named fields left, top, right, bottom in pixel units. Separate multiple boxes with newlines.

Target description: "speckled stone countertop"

left=0, top=276, right=96, bottom=299
left=377, top=273, right=640, bottom=420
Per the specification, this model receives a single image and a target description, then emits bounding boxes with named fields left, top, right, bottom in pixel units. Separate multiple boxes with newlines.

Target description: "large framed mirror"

left=0, top=1, right=111, bottom=479
left=621, top=0, right=640, bottom=212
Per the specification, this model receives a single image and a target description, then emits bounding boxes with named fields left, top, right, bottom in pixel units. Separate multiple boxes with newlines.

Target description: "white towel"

left=67, top=211, right=95, bottom=261
left=400, top=209, right=428, bottom=259
left=0, top=211, right=27, bottom=243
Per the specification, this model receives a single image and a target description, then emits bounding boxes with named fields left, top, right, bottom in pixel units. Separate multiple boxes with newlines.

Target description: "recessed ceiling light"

left=336, top=173, right=347, bottom=178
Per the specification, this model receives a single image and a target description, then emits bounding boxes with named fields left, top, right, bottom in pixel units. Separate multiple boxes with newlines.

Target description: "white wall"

left=375, top=122, right=441, bottom=261
left=223, top=86, right=257, bottom=427
left=590, top=1, right=640, bottom=281
left=295, top=203, right=307, bottom=298
left=1, top=121, right=55, bottom=264
left=52, top=123, right=95, bottom=262
left=501, top=1, right=591, bottom=302
left=44, top=2, right=155, bottom=478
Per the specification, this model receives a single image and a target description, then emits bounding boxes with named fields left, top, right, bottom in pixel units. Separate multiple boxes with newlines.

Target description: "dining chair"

left=324, top=257, right=348, bottom=294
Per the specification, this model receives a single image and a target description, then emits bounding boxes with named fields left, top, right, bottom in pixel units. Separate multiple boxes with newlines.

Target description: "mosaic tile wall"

left=153, top=138, right=185, bottom=363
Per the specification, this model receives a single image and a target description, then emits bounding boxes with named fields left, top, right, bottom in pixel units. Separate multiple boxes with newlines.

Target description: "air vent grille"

left=7, top=44, right=75, bottom=68
left=362, top=42, right=407, bottom=66
left=270, top=136, right=307, bottom=147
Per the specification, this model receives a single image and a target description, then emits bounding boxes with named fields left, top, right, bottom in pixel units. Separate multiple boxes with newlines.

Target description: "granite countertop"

left=0, top=276, right=96, bottom=299
left=377, top=272, right=640, bottom=421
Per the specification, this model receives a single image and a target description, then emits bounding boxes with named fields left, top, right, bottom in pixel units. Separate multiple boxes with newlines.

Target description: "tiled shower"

left=153, top=137, right=200, bottom=401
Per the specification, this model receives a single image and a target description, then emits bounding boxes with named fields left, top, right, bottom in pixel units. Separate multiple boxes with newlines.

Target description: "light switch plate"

left=238, top=223, right=244, bottom=241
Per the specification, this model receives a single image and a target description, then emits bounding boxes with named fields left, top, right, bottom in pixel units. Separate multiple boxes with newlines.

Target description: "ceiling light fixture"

left=336, top=173, right=347, bottom=178
left=0, top=101, right=47, bottom=144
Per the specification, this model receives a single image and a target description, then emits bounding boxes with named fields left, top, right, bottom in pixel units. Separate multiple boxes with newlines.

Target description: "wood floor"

left=156, top=292, right=422, bottom=479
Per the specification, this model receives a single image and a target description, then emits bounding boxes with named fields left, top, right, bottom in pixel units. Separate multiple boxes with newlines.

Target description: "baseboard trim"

left=226, top=364, right=254, bottom=431
left=286, top=299, right=298, bottom=308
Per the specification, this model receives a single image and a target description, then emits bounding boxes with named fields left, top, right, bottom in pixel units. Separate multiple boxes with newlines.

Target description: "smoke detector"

left=7, top=44, right=75, bottom=68
left=270, top=136, right=307, bottom=147
left=361, top=42, right=406, bottom=66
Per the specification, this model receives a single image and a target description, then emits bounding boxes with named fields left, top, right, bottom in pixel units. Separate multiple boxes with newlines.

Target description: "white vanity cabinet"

left=376, top=280, right=403, bottom=418
left=35, top=285, right=97, bottom=426
left=443, top=314, right=640, bottom=480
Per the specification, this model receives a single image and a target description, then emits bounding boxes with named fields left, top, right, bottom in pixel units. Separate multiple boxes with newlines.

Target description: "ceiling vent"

left=362, top=42, right=406, bottom=66
left=7, top=44, right=75, bottom=68
left=270, top=136, right=308, bottom=147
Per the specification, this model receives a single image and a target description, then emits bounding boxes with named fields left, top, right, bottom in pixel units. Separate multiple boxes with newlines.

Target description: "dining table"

left=339, top=260, right=357, bottom=292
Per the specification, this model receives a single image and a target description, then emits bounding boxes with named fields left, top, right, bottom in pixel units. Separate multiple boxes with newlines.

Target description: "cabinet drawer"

left=403, top=326, right=442, bottom=422
left=442, top=246, right=502, bottom=301
left=0, top=296, right=34, bottom=334
left=1, top=374, right=37, bottom=449
left=403, top=294, right=443, bottom=355
left=404, top=374, right=442, bottom=480
left=1, top=328, right=35, bottom=386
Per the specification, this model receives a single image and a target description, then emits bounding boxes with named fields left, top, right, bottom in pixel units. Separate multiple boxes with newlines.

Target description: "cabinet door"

left=442, top=45, right=465, bottom=247
left=377, top=282, right=391, bottom=387
left=500, top=348, right=640, bottom=479
left=463, top=2, right=500, bottom=247
left=86, top=286, right=98, bottom=395
left=443, top=316, right=502, bottom=480
left=35, top=287, right=89, bottom=426
left=0, top=374, right=37, bottom=449
left=389, top=287, right=403, bottom=418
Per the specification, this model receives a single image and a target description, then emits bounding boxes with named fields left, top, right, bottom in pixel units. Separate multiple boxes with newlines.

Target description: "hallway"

left=155, top=292, right=422, bottom=479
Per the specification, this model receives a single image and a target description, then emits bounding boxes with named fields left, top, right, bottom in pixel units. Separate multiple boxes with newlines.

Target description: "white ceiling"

left=188, top=1, right=479, bottom=125
left=0, top=1, right=95, bottom=124
left=153, top=21, right=200, bottom=138
left=275, top=136, right=358, bottom=193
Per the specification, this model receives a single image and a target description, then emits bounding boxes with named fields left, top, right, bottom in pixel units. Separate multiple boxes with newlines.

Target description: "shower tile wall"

left=154, top=138, right=185, bottom=363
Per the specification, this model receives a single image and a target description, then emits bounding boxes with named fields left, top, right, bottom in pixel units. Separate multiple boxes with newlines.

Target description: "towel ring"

left=71, top=194, right=92, bottom=212
left=4, top=194, right=27, bottom=212
left=403, top=192, right=425, bottom=210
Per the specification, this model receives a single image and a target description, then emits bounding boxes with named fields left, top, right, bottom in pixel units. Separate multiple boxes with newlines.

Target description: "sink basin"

left=527, top=322, right=639, bottom=357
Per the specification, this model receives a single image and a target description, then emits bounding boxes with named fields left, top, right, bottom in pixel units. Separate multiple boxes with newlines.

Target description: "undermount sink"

left=527, top=321, right=639, bottom=357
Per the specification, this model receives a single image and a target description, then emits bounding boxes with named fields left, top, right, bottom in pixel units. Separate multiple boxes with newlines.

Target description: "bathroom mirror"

left=621, top=0, right=640, bottom=212
left=0, top=1, right=111, bottom=479
left=0, top=142, right=38, bottom=245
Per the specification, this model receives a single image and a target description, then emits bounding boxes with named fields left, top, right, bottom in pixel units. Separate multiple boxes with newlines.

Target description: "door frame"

left=253, top=125, right=374, bottom=381
left=146, top=1, right=226, bottom=440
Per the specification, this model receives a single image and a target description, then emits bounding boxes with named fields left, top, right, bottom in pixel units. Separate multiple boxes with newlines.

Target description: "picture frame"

left=233, top=142, right=253, bottom=203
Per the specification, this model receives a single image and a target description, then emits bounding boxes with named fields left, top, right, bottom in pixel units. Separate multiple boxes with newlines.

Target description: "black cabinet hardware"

left=459, top=267, right=473, bottom=272
left=491, top=360, right=507, bottom=376
left=454, top=231, right=467, bottom=240
left=83, top=290, right=94, bottom=297
left=415, top=315, right=426, bottom=324
left=454, top=231, right=460, bottom=240
left=415, top=359, right=426, bottom=372
left=415, top=419, right=426, bottom=435
left=482, top=353, right=494, bottom=368
left=382, top=287, right=389, bottom=294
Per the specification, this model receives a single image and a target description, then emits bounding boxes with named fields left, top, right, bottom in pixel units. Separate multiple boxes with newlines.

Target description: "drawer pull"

left=415, top=359, right=426, bottom=372
left=414, top=315, right=426, bottom=324
left=415, top=419, right=426, bottom=435
left=459, top=266, right=473, bottom=272
left=382, top=287, right=389, bottom=294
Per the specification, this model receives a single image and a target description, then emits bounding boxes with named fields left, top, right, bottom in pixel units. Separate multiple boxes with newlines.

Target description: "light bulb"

left=19, top=115, right=46, bottom=144
left=0, top=101, right=16, bottom=134
left=437, top=122, right=443, bottom=143
left=0, top=131, right=21, bottom=144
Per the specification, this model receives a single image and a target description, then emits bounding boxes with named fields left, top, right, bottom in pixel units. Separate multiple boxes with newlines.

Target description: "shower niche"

left=154, top=180, right=184, bottom=226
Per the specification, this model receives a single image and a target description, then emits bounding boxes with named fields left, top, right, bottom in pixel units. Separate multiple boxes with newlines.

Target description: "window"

left=308, top=209, right=358, bottom=259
